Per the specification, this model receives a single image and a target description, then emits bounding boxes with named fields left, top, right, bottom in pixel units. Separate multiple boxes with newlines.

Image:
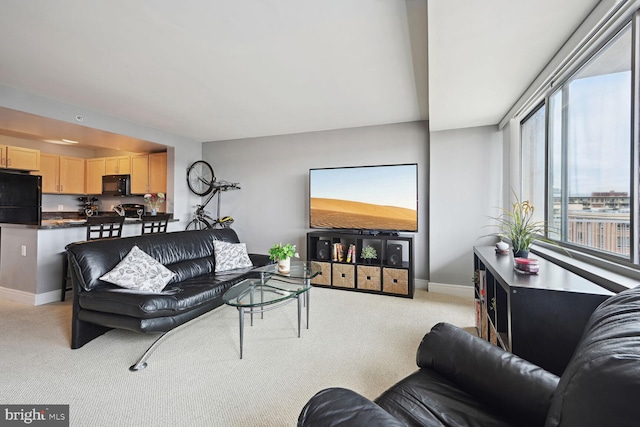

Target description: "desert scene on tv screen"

left=310, top=198, right=417, bottom=231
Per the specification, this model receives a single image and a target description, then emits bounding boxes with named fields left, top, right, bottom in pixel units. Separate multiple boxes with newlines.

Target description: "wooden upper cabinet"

left=130, top=152, right=166, bottom=194
left=0, top=145, right=40, bottom=171
left=38, top=154, right=84, bottom=194
left=39, top=153, right=60, bottom=193
left=34, top=151, right=164, bottom=195
left=59, top=156, right=85, bottom=194
left=130, top=154, right=150, bottom=194
left=105, top=156, right=131, bottom=175
left=85, top=158, right=105, bottom=195
left=148, top=152, right=167, bottom=194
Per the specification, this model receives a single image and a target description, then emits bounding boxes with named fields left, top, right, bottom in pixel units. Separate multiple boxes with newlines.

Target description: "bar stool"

left=141, top=214, right=170, bottom=235
left=85, top=215, right=126, bottom=240
left=61, top=216, right=126, bottom=302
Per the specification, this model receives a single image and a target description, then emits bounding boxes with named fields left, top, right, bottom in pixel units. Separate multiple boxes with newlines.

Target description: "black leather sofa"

left=66, top=228, right=271, bottom=367
left=299, top=285, right=640, bottom=427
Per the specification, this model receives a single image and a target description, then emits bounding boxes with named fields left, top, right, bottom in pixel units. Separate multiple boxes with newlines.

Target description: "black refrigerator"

left=0, top=170, right=42, bottom=225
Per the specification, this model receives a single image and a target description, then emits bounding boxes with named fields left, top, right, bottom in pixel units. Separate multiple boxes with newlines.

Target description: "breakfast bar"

left=0, top=216, right=180, bottom=306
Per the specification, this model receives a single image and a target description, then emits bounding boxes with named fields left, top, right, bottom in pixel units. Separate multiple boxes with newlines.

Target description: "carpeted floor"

left=0, top=287, right=474, bottom=426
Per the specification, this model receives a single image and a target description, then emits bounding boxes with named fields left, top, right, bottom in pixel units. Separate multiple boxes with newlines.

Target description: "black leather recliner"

left=298, top=285, right=640, bottom=427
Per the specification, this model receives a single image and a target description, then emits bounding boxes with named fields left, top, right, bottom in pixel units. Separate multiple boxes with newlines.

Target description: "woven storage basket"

left=332, top=264, right=355, bottom=288
left=310, top=261, right=332, bottom=285
left=357, top=265, right=381, bottom=291
left=382, top=267, right=408, bottom=295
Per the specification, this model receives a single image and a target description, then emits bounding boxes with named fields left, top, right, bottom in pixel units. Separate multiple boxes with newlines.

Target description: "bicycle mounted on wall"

left=186, top=160, right=240, bottom=230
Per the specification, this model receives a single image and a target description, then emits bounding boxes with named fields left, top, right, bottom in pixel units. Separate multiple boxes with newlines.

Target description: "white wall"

left=429, top=125, right=503, bottom=287
left=202, top=121, right=431, bottom=280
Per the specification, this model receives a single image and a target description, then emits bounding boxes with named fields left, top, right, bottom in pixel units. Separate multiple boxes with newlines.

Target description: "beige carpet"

left=0, top=287, right=474, bottom=426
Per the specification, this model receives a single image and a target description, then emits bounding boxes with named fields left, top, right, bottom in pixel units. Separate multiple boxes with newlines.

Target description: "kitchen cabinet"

left=85, top=156, right=130, bottom=194
left=60, top=156, right=85, bottom=194
left=38, top=153, right=59, bottom=193
left=38, top=153, right=85, bottom=194
left=85, top=158, right=105, bottom=195
left=130, top=155, right=148, bottom=194
left=148, top=152, right=167, bottom=193
left=105, top=156, right=131, bottom=175
left=131, top=152, right=166, bottom=194
left=0, top=145, right=40, bottom=171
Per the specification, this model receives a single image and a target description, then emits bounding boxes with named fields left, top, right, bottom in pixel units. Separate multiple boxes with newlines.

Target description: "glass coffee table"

left=223, top=261, right=320, bottom=358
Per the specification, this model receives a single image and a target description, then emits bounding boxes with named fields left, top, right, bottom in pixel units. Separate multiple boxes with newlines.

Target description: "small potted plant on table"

left=486, top=193, right=554, bottom=258
left=268, top=243, right=299, bottom=273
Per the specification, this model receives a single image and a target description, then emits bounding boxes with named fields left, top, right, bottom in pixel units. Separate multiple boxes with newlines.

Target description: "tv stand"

left=307, top=230, right=414, bottom=298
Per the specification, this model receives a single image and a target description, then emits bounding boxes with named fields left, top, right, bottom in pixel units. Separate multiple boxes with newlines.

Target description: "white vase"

left=278, top=257, right=291, bottom=274
left=496, top=241, right=509, bottom=251
left=150, top=208, right=157, bottom=216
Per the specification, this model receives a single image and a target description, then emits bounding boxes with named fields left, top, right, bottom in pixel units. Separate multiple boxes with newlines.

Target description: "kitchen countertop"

left=39, top=217, right=179, bottom=229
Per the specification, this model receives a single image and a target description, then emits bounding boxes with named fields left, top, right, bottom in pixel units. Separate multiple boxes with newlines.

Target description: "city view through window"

left=523, top=24, right=632, bottom=258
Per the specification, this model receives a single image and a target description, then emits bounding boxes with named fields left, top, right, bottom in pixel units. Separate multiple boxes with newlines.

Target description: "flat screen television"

left=0, top=171, right=42, bottom=225
left=309, top=163, right=418, bottom=233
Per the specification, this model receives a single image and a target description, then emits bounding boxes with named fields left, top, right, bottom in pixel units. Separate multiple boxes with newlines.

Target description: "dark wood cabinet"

left=474, top=246, right=614, bottom=376
left=307, top=231, right=414, bottom=298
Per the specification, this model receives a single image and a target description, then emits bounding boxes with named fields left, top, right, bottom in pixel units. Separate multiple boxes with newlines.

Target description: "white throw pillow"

left=213, top=240, right=253, bottom=272
left=99, top=245, right=175, bottom=293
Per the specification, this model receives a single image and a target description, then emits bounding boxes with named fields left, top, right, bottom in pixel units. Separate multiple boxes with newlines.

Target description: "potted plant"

left=361, top=245, right=377, bottom=264
left=486, top=193, right=554, bottom=258
left=268, top=243, right=298, bottom=273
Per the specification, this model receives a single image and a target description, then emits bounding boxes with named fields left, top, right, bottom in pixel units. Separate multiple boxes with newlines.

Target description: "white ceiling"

left=0, top=0, right=600, bottom=148
left=428, top=0, right=601, bottom=132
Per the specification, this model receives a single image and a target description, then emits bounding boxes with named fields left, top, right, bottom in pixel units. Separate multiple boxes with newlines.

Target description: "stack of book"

left=514, top=258, right=539, bottom=274
left=332, top=243, right=356, bottom=263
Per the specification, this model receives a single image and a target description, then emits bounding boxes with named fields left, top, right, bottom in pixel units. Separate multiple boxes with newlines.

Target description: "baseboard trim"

left=427, top=282, right=474, bottom=299
left=0, top=287, right=35, bottom=305
left=35, top=290, right=63, bottom=306
left=414, top=278, right=429, bottom=290
left=0, top=287, right=60, bottom=306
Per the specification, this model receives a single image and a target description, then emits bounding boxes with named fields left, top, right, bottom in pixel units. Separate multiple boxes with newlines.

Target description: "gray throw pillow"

left=99, top=245, right=175, bottom=292
left=213, top=240, right=253, bottom=272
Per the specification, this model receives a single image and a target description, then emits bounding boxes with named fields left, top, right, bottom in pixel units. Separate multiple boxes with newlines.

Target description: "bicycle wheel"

left=187, top=161, right=215, bottom=196
left=185, top=217, right=212, bottom=231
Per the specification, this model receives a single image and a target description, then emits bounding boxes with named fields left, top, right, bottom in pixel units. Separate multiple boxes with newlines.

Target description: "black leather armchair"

left=299, top=285, right=640, bottom=427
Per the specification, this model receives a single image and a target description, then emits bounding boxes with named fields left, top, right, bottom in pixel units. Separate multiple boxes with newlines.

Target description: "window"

left=546, top=24, right=632, bottom=258
left=521, top=104, right=546, bottom=225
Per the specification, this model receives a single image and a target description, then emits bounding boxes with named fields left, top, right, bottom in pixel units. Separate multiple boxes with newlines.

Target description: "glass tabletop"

left=223, top=277, right=310, bottom=308
left=254, top=260, right=321, bottom=280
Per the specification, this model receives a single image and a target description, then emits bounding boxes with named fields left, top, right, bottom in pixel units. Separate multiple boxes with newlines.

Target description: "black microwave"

left=102, top=174, right=131, bottom=196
